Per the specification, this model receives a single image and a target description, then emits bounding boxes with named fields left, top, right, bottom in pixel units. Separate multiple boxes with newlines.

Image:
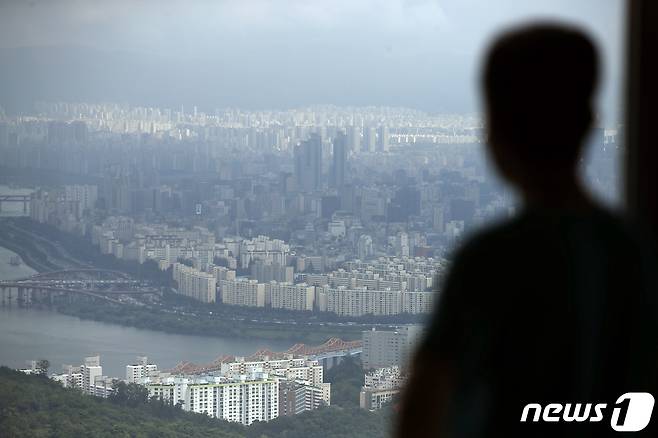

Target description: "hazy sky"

left=0, top=0, right=624, bottom=119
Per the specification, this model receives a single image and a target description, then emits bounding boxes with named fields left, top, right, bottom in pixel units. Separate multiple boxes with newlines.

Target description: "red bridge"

left=169, top=337, right=363, bottom=374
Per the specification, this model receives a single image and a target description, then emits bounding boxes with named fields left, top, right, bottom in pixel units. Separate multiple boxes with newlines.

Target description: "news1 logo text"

left=520, top=392, right=655, bottom=432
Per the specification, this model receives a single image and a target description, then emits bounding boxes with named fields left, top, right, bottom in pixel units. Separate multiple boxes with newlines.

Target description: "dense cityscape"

left=0, top=0, right=637, bottom=435
left=0, top=100, right=620, bottom=435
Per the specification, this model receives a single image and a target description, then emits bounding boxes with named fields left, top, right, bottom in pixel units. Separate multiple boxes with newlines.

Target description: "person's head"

left=482, top=23, right=599, bottom=194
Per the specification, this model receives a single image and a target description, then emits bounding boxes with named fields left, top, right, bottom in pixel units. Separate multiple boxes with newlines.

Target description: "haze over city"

left=0, top=1, right=634, bottom=437
left=1, top=0, right=622, bottom=120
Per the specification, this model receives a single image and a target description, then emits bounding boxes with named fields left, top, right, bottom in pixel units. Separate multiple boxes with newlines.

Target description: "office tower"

left=363, top=127, right=376, bottom=153
left=331, top=132, right=347, bottom=188
left=395, top=232, right=410, bottom=257
left=433, top=207, right=445, bottom=233
left=47, top=121, right=70, bottom=145
left=347, top=125, right=361, bottom=153
left=0, top=122, right=8, bottom=147
left=71, top=121, right=89, bottom=144
left=357, top=234, right=374, bottom=260
left=377, top=126, right=390, bottom=152
left=294, top=134, right=322, bottom=193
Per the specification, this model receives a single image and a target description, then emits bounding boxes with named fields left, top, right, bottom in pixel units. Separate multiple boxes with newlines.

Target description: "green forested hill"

left=0, top=367, right=390, bottom=438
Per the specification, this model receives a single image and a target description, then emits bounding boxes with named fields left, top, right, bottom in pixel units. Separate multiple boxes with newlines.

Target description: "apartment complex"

left=50, top=356, right=114, bottom=398
left=220, top=357, right=325, bottom=387
left=238, top=235, right=290, bottom=269
left=146, top=372, right=279, bottom=425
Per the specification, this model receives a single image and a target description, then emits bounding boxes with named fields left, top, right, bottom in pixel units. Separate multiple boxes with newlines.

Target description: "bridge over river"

left=0, top=268, right=160, bottom=306
left=170, top=337, right=363, bottom=373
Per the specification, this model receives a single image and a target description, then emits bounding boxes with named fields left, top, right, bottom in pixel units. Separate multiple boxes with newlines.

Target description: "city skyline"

left=0, top=2, right=635, bottom=436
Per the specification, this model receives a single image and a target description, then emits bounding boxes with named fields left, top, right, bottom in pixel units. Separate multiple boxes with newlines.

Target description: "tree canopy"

left=0, top=367, right=391, bottom=438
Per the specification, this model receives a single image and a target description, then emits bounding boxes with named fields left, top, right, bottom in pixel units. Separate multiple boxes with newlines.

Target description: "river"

left=0, top=246, right=291, bottom=378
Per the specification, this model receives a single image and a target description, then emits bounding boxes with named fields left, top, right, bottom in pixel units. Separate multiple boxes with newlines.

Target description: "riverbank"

left=0, top=218, right=375, bottom=344
left=0, top=220, right=90, bottom=273
left=0, top=246, right=38, bottom=281
left=0, top=232, right=60, bottom=273
left=0, top=306, right=293, bottom=377
left=55, top=301, right=363, bottom=344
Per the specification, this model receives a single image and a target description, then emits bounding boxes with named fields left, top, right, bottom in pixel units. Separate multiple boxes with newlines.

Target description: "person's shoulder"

left=449, top=215, right=528, bottom=266
left=582, top=206, right=649, bottom=250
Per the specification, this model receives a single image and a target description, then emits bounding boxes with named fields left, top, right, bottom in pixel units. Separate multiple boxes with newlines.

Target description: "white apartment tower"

left=268, top=282, right=315, bottom=311
left=147, top=374, right=279, bottom=426
left=220, top=278, right=265, bottom=307
left=172, top=263, right=217, bottom=303
left=126, top=356, right=158, bottom=383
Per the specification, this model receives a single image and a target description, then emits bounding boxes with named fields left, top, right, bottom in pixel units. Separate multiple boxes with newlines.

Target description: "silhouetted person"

left=397, top=24, right=658, bottom=437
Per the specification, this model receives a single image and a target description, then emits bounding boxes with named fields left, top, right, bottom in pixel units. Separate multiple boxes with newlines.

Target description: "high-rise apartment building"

left=321, top=286, right=402, bottom=317
left=64, top=185, right=98, bottom=211
left=361, top=326, right=425, bottom=370
left=81, top=355, right=103, bottom=395
left=172, top=263, right=217, bottom=303
left=267, top=282, right=315, bottom=311
left=251, top=260, right=294, bottom=283
left=146, top=373, right=279, bottom=425
left=126, top=356, right=159, bottom=383
left=220, top=278, right=266, bottom=307
left=239, top=235, right=290, bottom=269
left=279, top=380, right=331, bottom=416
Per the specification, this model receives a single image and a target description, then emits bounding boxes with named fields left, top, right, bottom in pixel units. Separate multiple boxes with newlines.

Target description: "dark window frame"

left=626, top=0, right=658, bottom=243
